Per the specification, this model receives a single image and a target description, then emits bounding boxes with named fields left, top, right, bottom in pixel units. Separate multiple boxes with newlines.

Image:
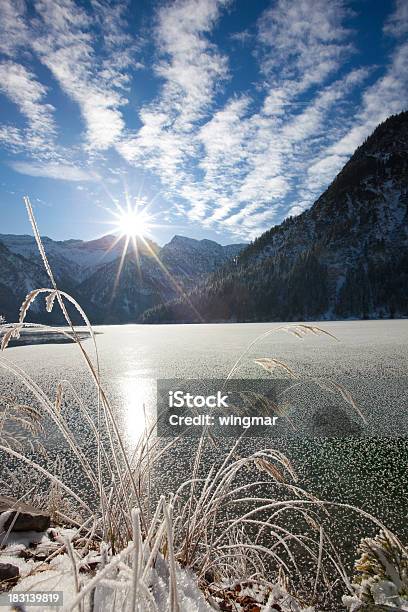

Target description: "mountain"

left=0, top=233, right=246, bottom=324
left=142, top=111, right=408, bottom=324
left=76, top=236, right=246, bottom=323
left=76, top=248, right=177, bottom=323
left=160, top=236, right=245, bottom=280
left=0, top=241, right=52, bottom=322
left=0, top=233, right=153, bottom=282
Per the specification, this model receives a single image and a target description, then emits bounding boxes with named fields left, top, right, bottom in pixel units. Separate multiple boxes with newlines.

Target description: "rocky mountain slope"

left=160, top=235, right=243, bottom=277
left=142, top=111, right=408, bottom=323
left=0, top=233, right=245, bottom=324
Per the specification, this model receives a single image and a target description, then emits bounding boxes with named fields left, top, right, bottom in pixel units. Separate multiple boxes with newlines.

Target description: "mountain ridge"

left=0, top=232, right=246, bottom=324
left=142, top=111, right=408, bottom=324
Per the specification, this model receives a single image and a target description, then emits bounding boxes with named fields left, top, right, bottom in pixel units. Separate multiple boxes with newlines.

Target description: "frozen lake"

left=1, top=319, right=408, bottom=554
left=2, top=319, right=407, bottom=438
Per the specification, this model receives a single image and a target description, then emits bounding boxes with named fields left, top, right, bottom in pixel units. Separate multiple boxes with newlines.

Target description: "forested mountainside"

left=142, top=112, right=408, bottom=324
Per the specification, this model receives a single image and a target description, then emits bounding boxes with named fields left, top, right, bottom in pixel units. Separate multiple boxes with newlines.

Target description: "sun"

left=115, top=207, right=152, bottom=238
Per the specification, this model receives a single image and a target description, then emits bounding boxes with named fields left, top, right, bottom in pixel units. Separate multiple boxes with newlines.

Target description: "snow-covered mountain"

left=0, top=234, right=158, bottom=282
left=142, top=111, right=408, bottom=323
left=0, top=232, right=246, bottom=323
left=0, top=241, right=51, bottom=322
left=76, top=236, right=246, bottom=323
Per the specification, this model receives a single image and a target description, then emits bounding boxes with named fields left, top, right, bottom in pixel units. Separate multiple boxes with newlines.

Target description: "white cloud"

left=155, top=0, right=230, bottom=127
left=384, top=0, right=408, bottom=38
left=118, top=0, right=230, bottom=186
left=0, top=0, right=28, bottom=57
left=223, top=203, right=281, bottom=240
left=31, top=0, right=131, bottom=150
left=202, top=70, right=369, bottom=232
left=257, top=0, right=352, bottom=93
left=308, top=42, right=408, bottom=189
left=281, top=68, right=370, bottom=143
left=196, top=96, right=251, bottom=219
left=306, top=154, right=346, bottom=191
left=0, top=0, right=135, bottom=154
left=0, top=125, right=25, bottom=152
left=199, top=97, right=251, bottom=171
left=230, top=30, right=252, bottom=44
left=0, top=61, right=56, bottom=153
left=299, top=38, right=408, bottom=204
left=10, top=161, right=98, bottom=182
left=117, top=0, right=361, bottom=237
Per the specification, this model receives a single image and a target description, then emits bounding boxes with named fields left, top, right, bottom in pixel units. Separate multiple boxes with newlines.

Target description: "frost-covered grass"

left=343, top=530, right=408, bottom=610
left=1, top=197, right=407, bottom=611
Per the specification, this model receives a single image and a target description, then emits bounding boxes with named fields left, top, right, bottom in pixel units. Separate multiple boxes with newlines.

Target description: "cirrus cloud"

left=10, top=161, right=99, bottom=182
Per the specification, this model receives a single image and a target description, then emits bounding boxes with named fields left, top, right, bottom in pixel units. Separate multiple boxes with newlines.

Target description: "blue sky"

left=0, top=0, right=407, bottom=245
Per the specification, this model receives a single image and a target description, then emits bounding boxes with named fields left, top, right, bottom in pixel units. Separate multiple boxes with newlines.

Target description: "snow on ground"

left=3, top=525, right=407, bottom=610
left=1, top=526, right=316, bottom=611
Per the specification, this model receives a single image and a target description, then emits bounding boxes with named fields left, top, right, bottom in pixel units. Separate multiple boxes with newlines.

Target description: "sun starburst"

left=113, top=204, right=152, bottom=238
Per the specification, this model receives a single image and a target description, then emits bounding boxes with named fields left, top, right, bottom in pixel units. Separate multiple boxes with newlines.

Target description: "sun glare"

left=115, top=208, right=151, bottom=238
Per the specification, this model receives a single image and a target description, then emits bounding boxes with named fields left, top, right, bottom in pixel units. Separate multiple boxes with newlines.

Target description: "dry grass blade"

left=254, top=458, right=285, bottom=482
left=45, top=290, right=58, bottom=313
left=226, top=323, right=338, bottom=381
left=19, top=289, right=44, bottom=323
left=55, top=382, right=64, bottom=413
left=254, top=357, right=298, bottom=378
left=0, top=394, right=44, bottom=453
left=24, top=196, right=56, bottom=285
left=0, top=443, right=93, bottom=513
left=282, top=324, right=339, bottom=342
left=1, top=323, right=23, bottom=351
left=314, top=378, right=367, bottom=424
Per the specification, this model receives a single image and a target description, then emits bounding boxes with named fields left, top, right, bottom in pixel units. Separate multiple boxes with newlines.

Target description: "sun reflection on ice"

left=119, top=375, right=156, bottom=446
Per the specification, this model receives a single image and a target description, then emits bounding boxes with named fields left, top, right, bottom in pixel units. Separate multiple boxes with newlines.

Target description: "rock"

left=0, top=562, right=19, bottom=582
left=0, top=495, right=50, bottom=532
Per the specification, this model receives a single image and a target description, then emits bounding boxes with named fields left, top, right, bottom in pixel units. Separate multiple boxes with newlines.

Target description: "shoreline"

left=0, top=326, right=100, bottom=348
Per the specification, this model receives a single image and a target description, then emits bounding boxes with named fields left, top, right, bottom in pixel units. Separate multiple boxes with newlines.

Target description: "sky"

left=0, top=0, right=407, bottom=245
